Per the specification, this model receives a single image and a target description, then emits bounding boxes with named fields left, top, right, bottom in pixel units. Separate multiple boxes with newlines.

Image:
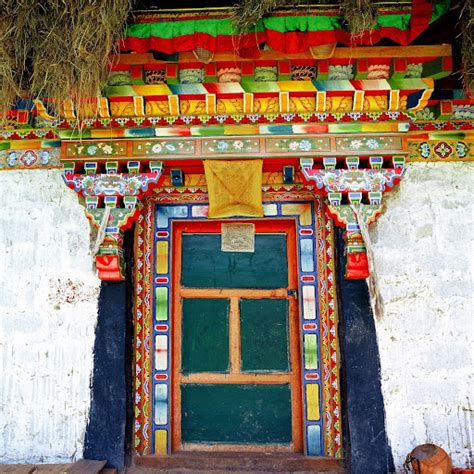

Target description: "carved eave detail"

left=300, top=155, right=405, bottom=279
left=63, top=160, right=164, bottom=280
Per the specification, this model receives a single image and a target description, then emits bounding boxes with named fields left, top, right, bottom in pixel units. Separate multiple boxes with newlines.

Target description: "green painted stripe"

left=125, top=1, right=449, bottom=40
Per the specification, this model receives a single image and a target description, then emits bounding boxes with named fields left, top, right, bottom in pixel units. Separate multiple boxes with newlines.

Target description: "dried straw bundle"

left=0, top=0, right=131, bottom=121
left=340, top=0, right=378, bottom=38
left=231, top=0, right=377, bottom=37
left=459, top=0, right=473, bottom=95
left=231, top=0, right=301, bottom=34
left=0, top=2, right=40, bottom=113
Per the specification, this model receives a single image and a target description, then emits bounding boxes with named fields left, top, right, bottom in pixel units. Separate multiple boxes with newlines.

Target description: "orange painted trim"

left=171, top=218, right=302, bottom=454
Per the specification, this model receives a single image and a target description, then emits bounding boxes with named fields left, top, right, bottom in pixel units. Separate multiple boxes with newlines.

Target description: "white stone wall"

left=0, top=164, right=472, bottom=470
left=0, top=170, right=100, bottom=464
left=370, top=162, right=474, bottom=471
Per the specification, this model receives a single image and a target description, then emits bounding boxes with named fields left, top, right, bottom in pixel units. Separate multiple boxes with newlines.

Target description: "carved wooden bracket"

left=63, top=160, right=164, bottom=280
left=300, top=156, right=405, bottom=279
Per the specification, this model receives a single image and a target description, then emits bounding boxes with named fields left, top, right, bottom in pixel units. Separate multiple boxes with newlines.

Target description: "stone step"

left=0, top=460, right=108, bottom=474
left=129, top=452, right=346, bottom=473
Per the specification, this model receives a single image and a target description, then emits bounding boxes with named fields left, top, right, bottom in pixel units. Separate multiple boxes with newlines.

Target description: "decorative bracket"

left=300, top=155, right=405, bottom=279
left=63, top=160, right=164, bottom=280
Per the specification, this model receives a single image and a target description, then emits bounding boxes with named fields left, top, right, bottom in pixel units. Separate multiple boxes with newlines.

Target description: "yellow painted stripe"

left=306, top=384, right=321, bottom=421
left=133, top=96, right=145, bottom=117
left=156, top=241, right=169, bottom=274
left=223, top=125, right=259, bottom=135
left=154, top=429, right=167, bottom=455
left=244, top=93, right=254, bottom=114
left=206, top=93, right=216, bottom=115
left=352, top=90, right=364, bottom=112
left=98, top=97, right=111, bottom=118
left=168, top=95, right=180, bottom=116
left=279, top=91, right=290, bottom=113
left=388, top=90, right=400, bottom=111
left=315, top=91, right=326, bottom=112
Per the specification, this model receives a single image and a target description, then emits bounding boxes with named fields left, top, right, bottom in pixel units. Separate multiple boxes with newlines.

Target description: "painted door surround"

left=133, top=188, right=343, bottom=459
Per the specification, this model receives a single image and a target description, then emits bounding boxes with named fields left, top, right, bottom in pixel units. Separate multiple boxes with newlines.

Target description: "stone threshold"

left=129, top=452, right=346, bottom=473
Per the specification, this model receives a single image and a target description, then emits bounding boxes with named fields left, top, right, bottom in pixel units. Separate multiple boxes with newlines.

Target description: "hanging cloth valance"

left=121, top=0, right=449, bottom=55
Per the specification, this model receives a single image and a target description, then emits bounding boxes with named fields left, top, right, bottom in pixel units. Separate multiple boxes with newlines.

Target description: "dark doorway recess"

left=84, top=228, right=135, bottom=470
left=335, top=227, right=394, bottom=474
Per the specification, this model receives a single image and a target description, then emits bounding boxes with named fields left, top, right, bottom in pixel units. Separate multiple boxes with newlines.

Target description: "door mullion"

left=229, top=297, right=241, bottom=374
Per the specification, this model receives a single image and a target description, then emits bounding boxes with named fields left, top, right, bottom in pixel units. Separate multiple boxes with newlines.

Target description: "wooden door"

left=172, top=220, right=302, bottom=453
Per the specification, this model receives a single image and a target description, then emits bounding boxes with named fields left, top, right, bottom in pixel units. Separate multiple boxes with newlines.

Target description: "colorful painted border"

left=133, top=188, right=342, bottom=458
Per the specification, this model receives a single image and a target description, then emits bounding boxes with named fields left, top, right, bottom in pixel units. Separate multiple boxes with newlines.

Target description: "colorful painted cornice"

left=122, top=1, right=449, bottom=54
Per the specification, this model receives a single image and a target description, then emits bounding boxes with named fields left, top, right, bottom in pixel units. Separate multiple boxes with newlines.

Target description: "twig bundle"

left=459, top=0, right=473, bottom=95
left=0, top=0, right=132, bottom=121
left=340, top=0, right=378, bottom=38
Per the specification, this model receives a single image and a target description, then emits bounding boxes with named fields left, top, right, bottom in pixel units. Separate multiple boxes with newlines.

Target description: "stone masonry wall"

left=370, top=162, right=473, bottom=471
left=0, top=170, right=100, bottom=463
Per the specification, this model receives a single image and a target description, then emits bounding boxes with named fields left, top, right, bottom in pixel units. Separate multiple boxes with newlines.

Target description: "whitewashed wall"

left=370, top=162, right=474, bottom=471
left=0, top=164, right=472, bottom=469
left=0, top=170, right=100, bottom=464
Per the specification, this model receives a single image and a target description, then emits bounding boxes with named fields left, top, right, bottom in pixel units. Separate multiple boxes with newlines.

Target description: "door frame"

left=132, top=197, right=343, bottom=459
left=171, top=219, right=303, bottom=453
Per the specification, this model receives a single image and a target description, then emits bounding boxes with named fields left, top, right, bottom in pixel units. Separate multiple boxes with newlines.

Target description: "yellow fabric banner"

left=204, top=159, right=264, bottom=218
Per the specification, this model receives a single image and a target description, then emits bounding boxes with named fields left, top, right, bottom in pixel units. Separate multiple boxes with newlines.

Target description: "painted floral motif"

left=134, top=140, right=195, bottom=156
left=271, top=137, right=329, bottom=153
left=415, top=108, right=436, bottom=120
left=456, top=142, right=468, bottom=158
left=349, top=140, right=363, bottom=150
left=366, top=64, right=390, bottom=80
left=20, top=150, right=38, bottom=166
left=433, top=141, right=453, bottom=159
left=203, top=139, right=259, bottom=154
left=179, top=68, right=205, bottom=84
left=366, top=139, right=380, bottom=150
left=0, top=148, right=60, bottom=170
left=419, top=142, right=431, bottom=159
left=336, top=136, right=401, bottom=152
left=7, top=151, right=18, bottom=167
left=452, top=105, right=474, bottom=120
left=328, top=64, right=354, bottom=80
left=68, top=141, right=127, bottom=157
left=254, top=66, right=278, bottom=82
left=406, top=63, right=423, bottom=78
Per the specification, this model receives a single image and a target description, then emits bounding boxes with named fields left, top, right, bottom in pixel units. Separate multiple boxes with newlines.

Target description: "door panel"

left=181, top=384, right=292, bottom=444
left=172, top=220, right=302, bottom=453
left=181, top=233, right=288, bottom=289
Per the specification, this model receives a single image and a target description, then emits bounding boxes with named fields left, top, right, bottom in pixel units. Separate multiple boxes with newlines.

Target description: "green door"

left=172, top=224, right=302, bottom=452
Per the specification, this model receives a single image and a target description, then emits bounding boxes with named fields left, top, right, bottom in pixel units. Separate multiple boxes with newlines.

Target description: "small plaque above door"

left=221, top=223, right=255, bottom=253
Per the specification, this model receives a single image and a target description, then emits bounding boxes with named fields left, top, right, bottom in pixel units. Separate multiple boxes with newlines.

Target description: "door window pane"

left=240, top=298, right=290, bottom=372
left=182, top=298, right=229, bottom=373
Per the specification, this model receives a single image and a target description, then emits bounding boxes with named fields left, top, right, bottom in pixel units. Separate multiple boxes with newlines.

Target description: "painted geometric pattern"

left=133, top=191, right=342, bottom=458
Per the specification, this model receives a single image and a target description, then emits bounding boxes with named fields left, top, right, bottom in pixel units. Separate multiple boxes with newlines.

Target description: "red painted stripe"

left=299, top=229, right=313, bottom=235
left=155, top=325, right=168, bottom=332
left=305, top=373, right=320, bottom=380
left=155, top=277, right=169, bottom=284
left=303, top=323, right=317, bottom=330
left=154, top=374, right=168, bottom=380
left=302, top=275, right=315, bottom=283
